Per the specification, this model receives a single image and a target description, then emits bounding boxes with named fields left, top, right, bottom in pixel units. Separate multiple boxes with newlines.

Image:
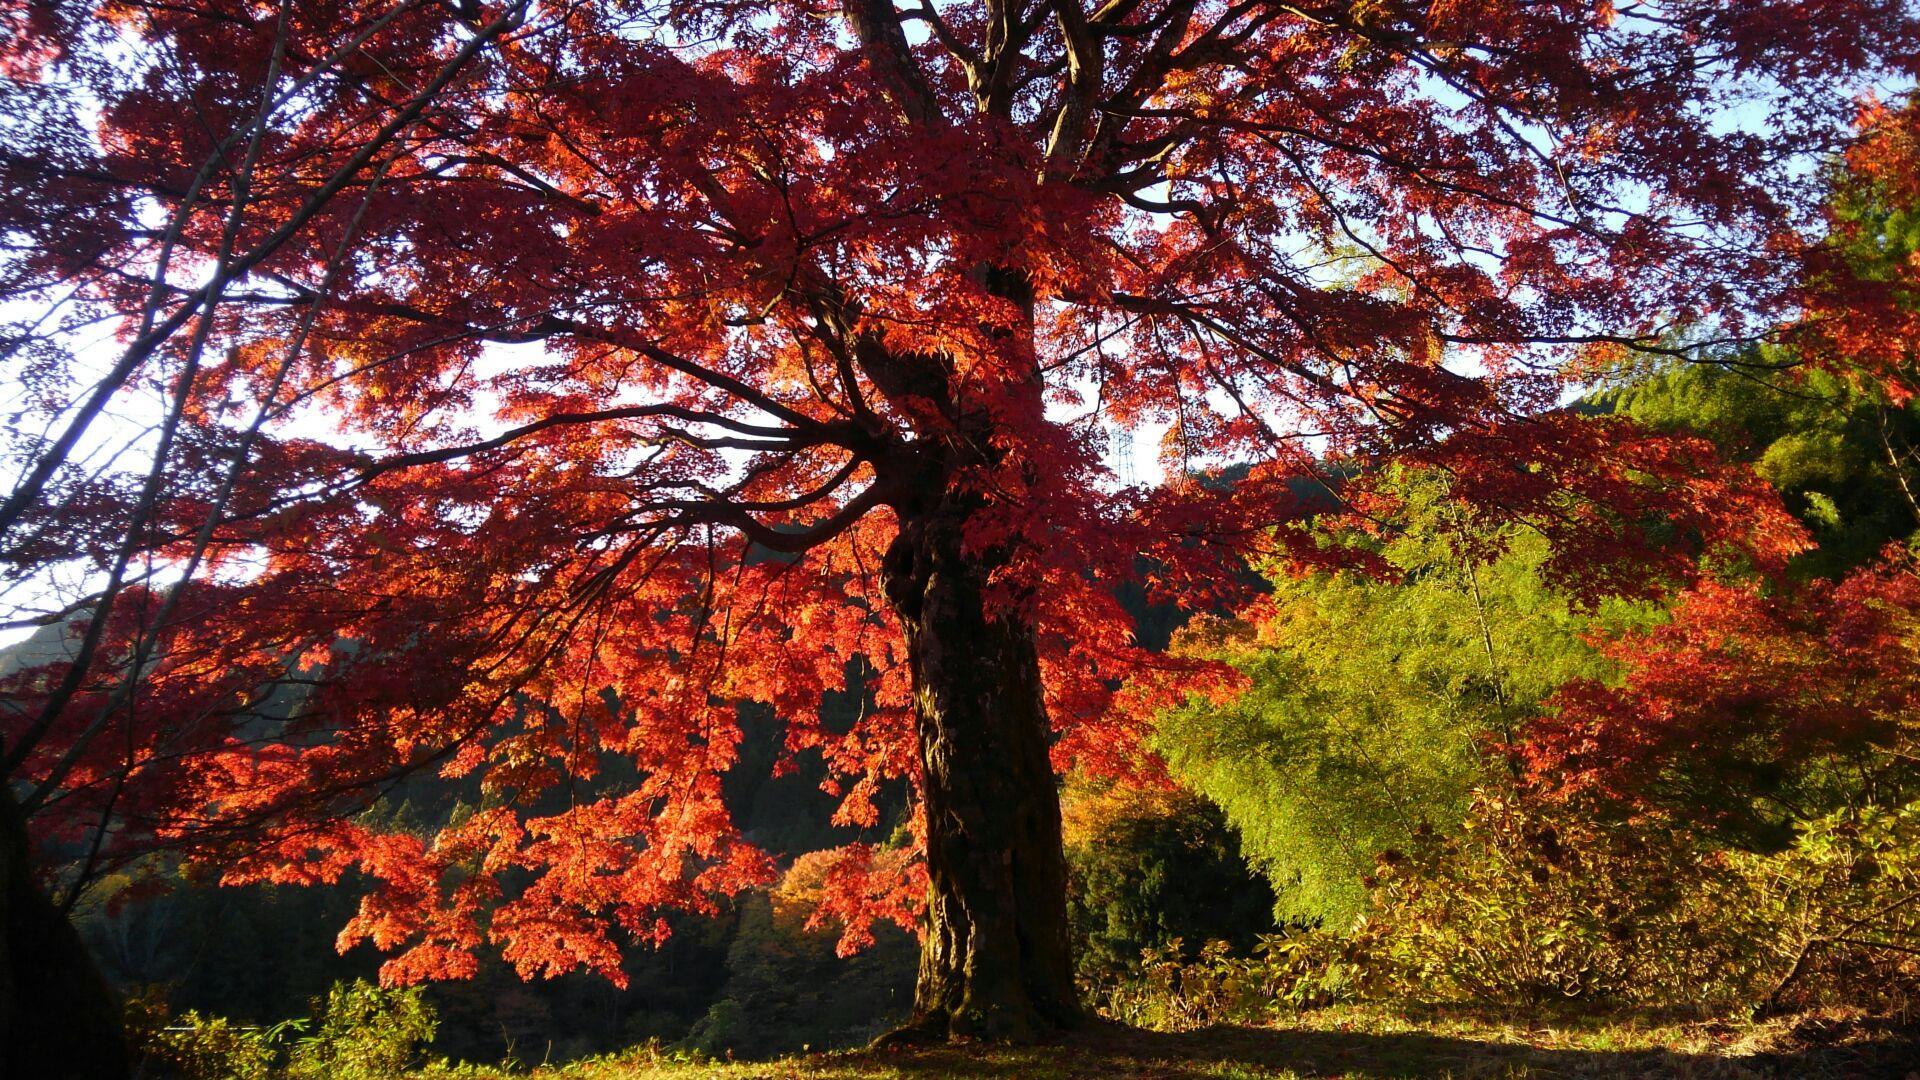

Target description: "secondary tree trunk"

left=0, top=780, right=132, bottom=1079
left=881, top=501, right=1081, bottom=1043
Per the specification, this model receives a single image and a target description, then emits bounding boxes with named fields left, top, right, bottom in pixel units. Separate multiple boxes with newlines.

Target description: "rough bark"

left=1, top=778, right=131, bottom=1080
left=880, top=500, right=1081, bottom=1043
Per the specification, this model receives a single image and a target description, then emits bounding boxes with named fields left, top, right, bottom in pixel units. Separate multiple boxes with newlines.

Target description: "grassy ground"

left=420, top=1005, right=1920, bottom=1079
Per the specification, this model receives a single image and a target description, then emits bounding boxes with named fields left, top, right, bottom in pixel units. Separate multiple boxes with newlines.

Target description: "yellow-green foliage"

left=287, top=979, right=437, bottom=1079
left=1157, top=478, right=1653, bottom=922
left=130, top=979, right=436, bottom=1080
left=1100, top=793, right=1920, bottom=1019
left=1599, top=358, right=1920, bottom=578
left=136, top=1009, right=279, bottom=1080
left=1367, top=792, right=1920, bottom=1010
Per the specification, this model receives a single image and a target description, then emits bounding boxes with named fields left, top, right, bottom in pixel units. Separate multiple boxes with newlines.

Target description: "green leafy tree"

left=1061, top=781, right=1275, bottom=987
left=685, top=856, right=915, bottom=1058
left=1157, top=475, right=1653, bottom=921
left=1600, top=360, right=1920, bottom=577
left=1596, top=122, right=1920, bottom=580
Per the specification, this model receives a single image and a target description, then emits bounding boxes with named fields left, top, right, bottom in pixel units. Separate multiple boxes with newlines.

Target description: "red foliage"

left=1524, top=554, right=1920, bottom=832
left=1795, top=96, right=1920, bottom=401
left=1, top=0, right=1914, bottom=985
left=782, top=845, right=927, bottom=958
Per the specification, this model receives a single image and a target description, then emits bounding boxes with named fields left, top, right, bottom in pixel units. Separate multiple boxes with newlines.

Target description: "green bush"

left=1063, top=781, right=1275, bottom=991
left=129, top=979, right=437, bottom=1079
left=135, top=1010, right=279, bottom=1080
left=1097, top=792, right=1920, bottom=1027
left=1358, top=790, right=1752, bottom=1006
left=1726, top=800, right=1920, bottom=1012
left=682, top=870, right=915, bottom=1058
left=1360, top=792, right=1920, bottom=1011
left=287, top=980, right=436, bottom=1079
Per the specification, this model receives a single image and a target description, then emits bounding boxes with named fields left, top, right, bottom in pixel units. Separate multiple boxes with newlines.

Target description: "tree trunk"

left=881, top=504, right=1081, bottom=1043
left=1, top=780, right=131, bottom=1079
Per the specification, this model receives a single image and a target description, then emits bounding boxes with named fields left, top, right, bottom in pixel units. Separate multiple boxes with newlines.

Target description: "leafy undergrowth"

left=412, top=1006, right=1920, bottom=1079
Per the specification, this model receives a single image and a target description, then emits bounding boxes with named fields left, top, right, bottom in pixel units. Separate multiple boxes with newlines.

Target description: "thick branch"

left=846, top=0, right=943, bottom=126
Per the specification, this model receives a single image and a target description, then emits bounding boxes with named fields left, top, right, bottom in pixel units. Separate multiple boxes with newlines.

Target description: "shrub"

left=1360, top=790, right=1754, bottom=1006
left=1092, top=791, right=1920, bottom=1027
left=1063, top=780, right=1275, bottom=992
left=1731, top=800, right=1920, bottom=1013
left=286, top=979, right=436, bottom=1079
left=129, top=979, right=437, bottom=1079
left=1091, top=927, right=1371, bottom=1031
left=1367, top=792, right=1920, bottom=1011
left=134, top=1009, right=279, bottom=1080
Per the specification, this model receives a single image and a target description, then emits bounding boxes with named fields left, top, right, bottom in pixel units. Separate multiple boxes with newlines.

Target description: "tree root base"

left=872, top=1001, right=1085, bottom=1048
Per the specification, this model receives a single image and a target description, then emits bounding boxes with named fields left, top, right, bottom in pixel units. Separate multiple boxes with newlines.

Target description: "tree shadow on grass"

left=849, top=1018, right=1920, bottom=1079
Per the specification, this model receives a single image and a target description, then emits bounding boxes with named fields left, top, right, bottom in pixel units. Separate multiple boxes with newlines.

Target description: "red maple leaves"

left=2, top=0, right=1916, bottom=987
left=1526, top=554, right=1920, bottom=835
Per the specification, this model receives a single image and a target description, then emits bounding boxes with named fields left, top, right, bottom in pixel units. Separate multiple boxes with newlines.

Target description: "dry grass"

left=414, top=1005, right=1920, bottom=1079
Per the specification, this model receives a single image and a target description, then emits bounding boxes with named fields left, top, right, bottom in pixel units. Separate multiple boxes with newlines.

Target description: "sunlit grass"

left=410, top=1004, right=1918, bottom=1079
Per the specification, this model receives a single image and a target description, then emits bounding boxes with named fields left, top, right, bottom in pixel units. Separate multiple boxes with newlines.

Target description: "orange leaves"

left=7, top=0, right=1918, bottom=993
left=780, top=844, right=924, bottom=957
left=1524, top=552, right=1920, bottom=831
left=1792, top=96, right=1920, bottom=402
left=1851, top=97, right=1920, bottom=206
left=1375, top=411, right=1812, bottom=604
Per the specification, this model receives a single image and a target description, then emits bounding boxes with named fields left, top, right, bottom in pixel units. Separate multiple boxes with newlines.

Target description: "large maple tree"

left=3, top=0, right=1917, bottom=1067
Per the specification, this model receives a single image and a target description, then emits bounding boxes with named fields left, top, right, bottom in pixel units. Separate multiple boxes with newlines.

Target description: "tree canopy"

left=3, top=0, right=1917, bottom=1053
